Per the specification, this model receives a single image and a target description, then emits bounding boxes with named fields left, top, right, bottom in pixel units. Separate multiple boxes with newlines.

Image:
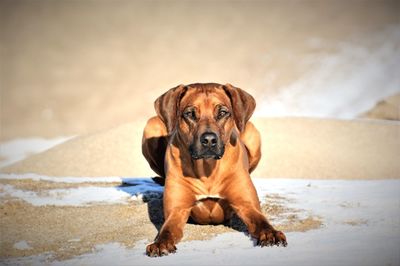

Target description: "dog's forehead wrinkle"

left=181, top=90, right=230, bottom=114
left=186, top=83, right=222, bottom=92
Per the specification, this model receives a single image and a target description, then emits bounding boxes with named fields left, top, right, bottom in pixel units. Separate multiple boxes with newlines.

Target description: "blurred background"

left=1, top=0, right=399, bottom=141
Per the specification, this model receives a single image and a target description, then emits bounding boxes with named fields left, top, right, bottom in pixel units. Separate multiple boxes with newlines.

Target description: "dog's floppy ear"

left=222, top=83, right=256, bottom=132
left=154, top=84, right=187, bottom=134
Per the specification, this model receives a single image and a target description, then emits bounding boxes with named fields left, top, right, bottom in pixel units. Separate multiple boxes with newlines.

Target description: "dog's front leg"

left=146, top=181, right=193, bottom=257
left=225, top=176, right=287, bottom=247
left=146, top=207, right=191, bottom=257
left=232, top=202, right=287, bottom=247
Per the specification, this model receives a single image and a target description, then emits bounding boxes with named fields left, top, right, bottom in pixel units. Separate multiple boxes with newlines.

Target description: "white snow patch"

left=0, top=137, right=72, bottom=167
left=0, top=185, right=131, bottom=206
left=67, top=239, right=81, bottom=243
left=0, top=176, right=164, bottom=206
left=13, top=241, right=33, bottom=250
left=0, top=173, right=122, bottom=183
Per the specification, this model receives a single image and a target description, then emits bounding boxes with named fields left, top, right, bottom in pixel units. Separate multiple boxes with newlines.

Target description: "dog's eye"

left=183, top=110, right=196, bottom=120
left=217, top=110, right=229, bottom=120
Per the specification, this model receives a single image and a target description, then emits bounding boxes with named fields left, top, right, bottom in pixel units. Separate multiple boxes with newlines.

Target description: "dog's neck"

left=190, top=158, right=218, bottom=178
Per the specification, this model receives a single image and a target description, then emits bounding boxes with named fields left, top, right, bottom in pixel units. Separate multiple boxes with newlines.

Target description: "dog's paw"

left=257, top=229, right=287, bottom=247
left=146, top=241, right=177, bottom=257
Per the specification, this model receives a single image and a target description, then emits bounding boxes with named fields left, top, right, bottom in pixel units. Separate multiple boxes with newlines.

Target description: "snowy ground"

left=1, top=175, right=399, bottom=266
left=0, top=138, right=72, bottom=168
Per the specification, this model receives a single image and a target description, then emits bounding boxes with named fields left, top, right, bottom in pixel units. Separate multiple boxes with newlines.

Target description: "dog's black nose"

left=200, top=132, right=218, bottom=148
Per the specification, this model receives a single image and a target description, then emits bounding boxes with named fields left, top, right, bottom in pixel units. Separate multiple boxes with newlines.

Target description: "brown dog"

left=142, top=83, right=287, bottom=257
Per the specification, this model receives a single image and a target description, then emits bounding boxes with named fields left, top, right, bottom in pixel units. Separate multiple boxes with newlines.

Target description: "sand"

left=252, top=117, right=400, bottom=179
left=1, top=0, right=399, bottom=140
left=1, top=117, right=399, bottom=179
left=362, top=92, right=400, bottom=121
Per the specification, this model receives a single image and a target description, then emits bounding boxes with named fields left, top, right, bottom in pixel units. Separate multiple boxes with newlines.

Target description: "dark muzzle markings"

left=189, top=130, right=225, bottom=160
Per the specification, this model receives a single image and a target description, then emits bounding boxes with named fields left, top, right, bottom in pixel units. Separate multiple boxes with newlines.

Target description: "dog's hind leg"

left=240, top=121, right=262, bottom=173
left=142, top=116, right=169, bottom=178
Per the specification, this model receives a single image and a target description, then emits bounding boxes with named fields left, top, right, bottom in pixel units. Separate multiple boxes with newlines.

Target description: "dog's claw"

left=258, top=230, right=287, bottom=248
left=146, top=242, right=177, bottom=257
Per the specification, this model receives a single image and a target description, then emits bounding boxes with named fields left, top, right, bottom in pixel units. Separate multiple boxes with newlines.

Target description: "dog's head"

left=155, top=83, right=255, bottom=160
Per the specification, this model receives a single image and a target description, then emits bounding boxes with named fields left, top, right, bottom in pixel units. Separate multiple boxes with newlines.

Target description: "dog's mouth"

left=189, top=146, right=225, bottom=160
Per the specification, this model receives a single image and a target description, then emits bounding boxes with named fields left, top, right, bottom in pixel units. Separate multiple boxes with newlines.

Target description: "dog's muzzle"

left=189, top=132, right=225, bottom=160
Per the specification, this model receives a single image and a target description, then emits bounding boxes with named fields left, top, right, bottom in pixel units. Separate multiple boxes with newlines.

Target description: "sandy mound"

left=1, top=117, right=399, bottom=179
left=1, top=1, right=399, bottom=140
left=362, top=92, right=400, bottom=120
left=252, top=117, right=400, bottom=179
left=1, top=121, right=151, bottom=177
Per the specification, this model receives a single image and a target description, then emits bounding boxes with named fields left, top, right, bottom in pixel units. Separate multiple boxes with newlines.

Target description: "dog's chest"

left=189, top=175, right=225, bottom=200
